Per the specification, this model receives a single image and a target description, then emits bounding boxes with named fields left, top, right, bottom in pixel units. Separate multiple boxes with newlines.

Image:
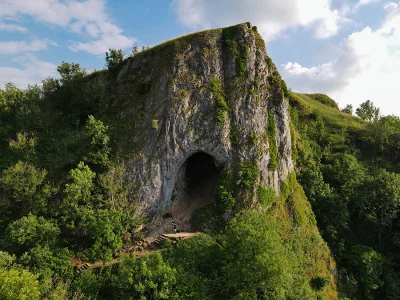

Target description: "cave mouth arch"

left=154, top=151, right=222, bottom=235
left=185, top=152, right=220, bottom=200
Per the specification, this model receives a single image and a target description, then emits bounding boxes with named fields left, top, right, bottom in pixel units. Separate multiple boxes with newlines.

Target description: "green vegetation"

left=342, top=104, right=354, bottom=114
left=258, top=185, right=275, bottom=207
left=229, top=126, right=239, bottom=147
left=268, top=71, right=289, bottom=105
left=290, top=92, right=400, bottom=299
left=304, top=93, right=339, bottom=110
left=236, top=160, right=259, bottom=190
left=105, top=48, right=124, bottom=71
left=84, top=115, right=111, bottom=169
left=222, top=26, right=249, bottom=76
left=356, top=99, right=380, bottom=122
left=267, top=113, right=279, bottom=170
left=216, top=169, right=236, bottom=212
left=152, top=119, right=159, bottom=130
left=209, top=76, right=228, bottom=124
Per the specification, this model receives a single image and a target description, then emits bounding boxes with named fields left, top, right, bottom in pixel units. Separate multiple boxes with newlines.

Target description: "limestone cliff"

left=85, top=23, right=338, bottom=297
left=102, top=23, right=293, bottom=215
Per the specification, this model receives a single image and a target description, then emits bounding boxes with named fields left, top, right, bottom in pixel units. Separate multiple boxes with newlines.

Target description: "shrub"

left=310, top=276, right=330, bottom=291
left=258, top=185, right=275, bottom=207
left=216, top=170, right=236, bottom=212
left=222, top=26, right=248, bottom=76
left=84, top=115, right=110, bottom=168
left=306, top=93, right=339, bottom=110
left=209, top=77, right=228, bottom=125
left=230, top=126, right=239, bottom=147
left=267, top=114, right=278, bottom=170
left=105, top=48, right=124, bottom=71
left=236, top=161, right=259, bottom=190
left=152, top=119, right=159, bottom=130
left=236, top=44, right=248, bottom=76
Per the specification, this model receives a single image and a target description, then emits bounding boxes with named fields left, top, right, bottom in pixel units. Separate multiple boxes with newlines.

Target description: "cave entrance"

left=150, top=152, right=221, bottom=236
left=185, top=152, right=219, bottom=200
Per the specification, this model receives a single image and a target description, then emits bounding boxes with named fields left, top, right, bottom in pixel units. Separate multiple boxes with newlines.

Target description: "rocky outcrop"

left=108, top=23, right=293, bottom=215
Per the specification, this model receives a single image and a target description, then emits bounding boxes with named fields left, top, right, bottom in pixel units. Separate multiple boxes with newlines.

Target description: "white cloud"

left=70, top=31, right=135, bottom=56
left=0, top=0, right=135, bottom=55
left=0, top=39, right=57, bottom=55
left=281, top=2, right=400, bottom=116
left=171, top=0, right=348, bottom=41
left=0, top=22, right=27, bottom=33
left=0, top=54, right=57, bottom=88
left=355, top=0, right=383, bottom=10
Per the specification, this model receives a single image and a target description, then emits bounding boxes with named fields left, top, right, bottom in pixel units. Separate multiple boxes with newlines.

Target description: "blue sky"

left=1, top=0, right=399, bottom=116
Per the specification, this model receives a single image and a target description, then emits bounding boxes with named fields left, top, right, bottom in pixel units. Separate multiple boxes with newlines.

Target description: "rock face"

left=110, top=23, right=293, bottom=215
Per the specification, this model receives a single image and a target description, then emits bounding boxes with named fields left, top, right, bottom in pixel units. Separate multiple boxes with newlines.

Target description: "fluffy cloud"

left=0, top=54, right=57, bottom=88
left=0, top=22, right=27, bottom=33
left=355, top=0, right=383, bottom=10
left=0, top=39, right=56, bottom=55
left=282, top=2, right=400, bottom=115
left=172, top=0, right=347, bottom=41
left=0, top=0, right=135, bottom=55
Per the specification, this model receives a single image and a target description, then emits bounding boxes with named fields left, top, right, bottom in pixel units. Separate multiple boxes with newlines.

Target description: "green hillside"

left=289, top=92, right=400, bottom=299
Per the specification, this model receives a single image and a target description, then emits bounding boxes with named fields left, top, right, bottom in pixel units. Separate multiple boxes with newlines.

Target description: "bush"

left=0, top=268, right=41, bottom=299
left=310, top=276, right=329, bottom=291
left=3, top=214, right=60, bottom=254
left=216, top=170, right=236, bottom=212
left=105, top=48, right=124, bottom=71
left=152, top=119, right=159, bottom=130
left=306, top=93, right=339, bottom=110
left=258, top=185, right=275, bottom=207
left=209, top=77, right=228, bottom=125
left=84, top=115, right=110, bottom=168
left=267, top=114, right=278, bottom=170
left=236, top=161, right=259, bottom=189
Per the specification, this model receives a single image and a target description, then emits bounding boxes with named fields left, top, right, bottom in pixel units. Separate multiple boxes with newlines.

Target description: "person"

left=172, top=221, right=177, bottom=234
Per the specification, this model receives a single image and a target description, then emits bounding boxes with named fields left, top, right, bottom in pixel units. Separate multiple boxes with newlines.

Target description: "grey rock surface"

left=113, top=23, right=293, bottom=216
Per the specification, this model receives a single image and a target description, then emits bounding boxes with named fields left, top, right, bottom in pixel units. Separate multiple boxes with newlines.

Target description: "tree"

left=0, top=268, right=41, bottom=300
left=345, top=245, right=384, bottom=300
left=105, top=48, right=124, bottom=70
left=356, top=100, right=380, bottom=122
left=0, top=252, right=15, bottom=269
left=353, top=170, right=400, bottom=248
left=0, top=161, right=53, bottom=220
left=87, top=209, right=124, bottom=262
left=20, top=245, right=73, bottom=280
left=9, top=132, right=37, bottom=162
left=57, top=62, right=86, bottom=86
left=84, top=115, right=110, bottom=168
left=0, top=83, right=23, bottom=114
left=218, top=210, right=292, bottom=299
left=112, top=253, right=179, bottom=299
left=165, top=234, right=224, bottom=299
left=62, top=162, right=95, bottom=229
left=342, top=104, right=353, bottom=115
left=3, top=214, right=60, bottom=254
left=131, top=46, right=139, bottom=57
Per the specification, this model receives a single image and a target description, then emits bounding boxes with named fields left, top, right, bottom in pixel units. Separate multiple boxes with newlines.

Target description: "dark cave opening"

left=185, top=152, right=219, bottom=199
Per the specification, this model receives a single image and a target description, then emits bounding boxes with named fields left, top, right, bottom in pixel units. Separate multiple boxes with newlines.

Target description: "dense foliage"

left=289, top=92, right=400, bottom=299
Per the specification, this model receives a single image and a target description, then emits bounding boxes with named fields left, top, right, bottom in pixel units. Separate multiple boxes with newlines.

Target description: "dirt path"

left=73, top=232, right=200, bottom=272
